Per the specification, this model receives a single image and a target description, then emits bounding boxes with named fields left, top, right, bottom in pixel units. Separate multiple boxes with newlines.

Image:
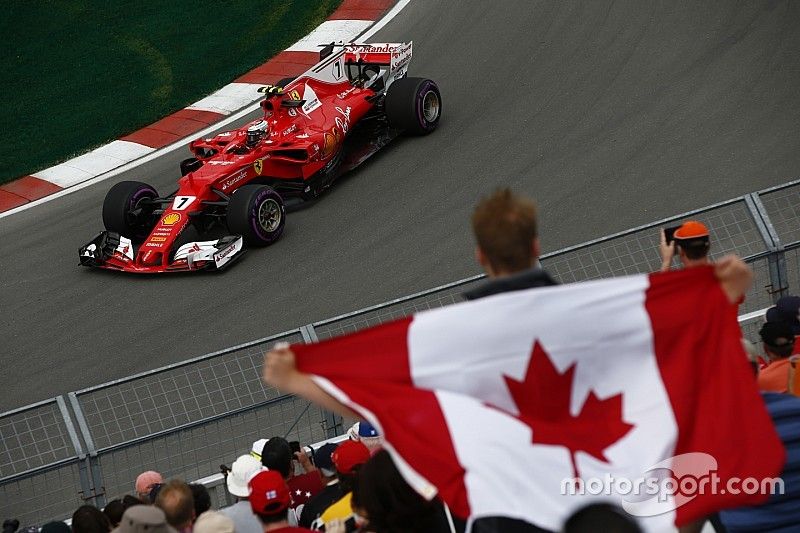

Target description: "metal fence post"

left=68, top=393, right=107, bottom=509
left=55, top=395, right=93, bottom=505
left=745, top=193, right=789, bottom=300
left=301, top=324, right=343, bottom=438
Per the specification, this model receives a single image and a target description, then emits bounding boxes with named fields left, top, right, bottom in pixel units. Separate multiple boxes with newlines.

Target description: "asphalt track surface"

left=3, top=0, right=800, bottom=411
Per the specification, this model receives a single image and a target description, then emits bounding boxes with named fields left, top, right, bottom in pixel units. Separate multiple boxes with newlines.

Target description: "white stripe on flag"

left=410, top=275, right=678, bottom=531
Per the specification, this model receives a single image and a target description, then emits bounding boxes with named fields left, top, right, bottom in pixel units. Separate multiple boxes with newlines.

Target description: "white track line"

left=34, top=141, right=155, bottom=188
left=286, top=20, right=372, bottom=52
left=187, top=82, right=266, bottom=115
left=0, top=0, right=413, bottom=220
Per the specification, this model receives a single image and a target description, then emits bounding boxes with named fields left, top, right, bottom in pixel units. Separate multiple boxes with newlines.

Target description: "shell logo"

left=162, top=213, right=182, bottom=226
left=321, top=129, right=340, bottom=159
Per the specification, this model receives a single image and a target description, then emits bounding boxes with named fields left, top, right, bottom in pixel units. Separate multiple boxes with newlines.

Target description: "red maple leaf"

left=504, top=340, right=634, bottom=480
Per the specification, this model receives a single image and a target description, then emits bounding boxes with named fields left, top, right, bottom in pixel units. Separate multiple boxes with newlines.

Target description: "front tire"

left=227, top=185, right=286, bottom=246
left=102, top=181, right=159, bottom=241
left=385, top=77, right=442, bottom=135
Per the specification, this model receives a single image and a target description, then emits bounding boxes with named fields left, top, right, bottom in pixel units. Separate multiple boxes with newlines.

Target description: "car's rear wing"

left=295, top=41, right=413, bottom=87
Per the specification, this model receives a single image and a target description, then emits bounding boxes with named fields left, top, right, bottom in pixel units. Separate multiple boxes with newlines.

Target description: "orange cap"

left=674, top=220, right=709, bottom=240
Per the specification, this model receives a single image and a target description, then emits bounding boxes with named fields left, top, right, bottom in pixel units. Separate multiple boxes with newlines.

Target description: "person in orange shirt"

left=757, top=321, right=797, bottom=393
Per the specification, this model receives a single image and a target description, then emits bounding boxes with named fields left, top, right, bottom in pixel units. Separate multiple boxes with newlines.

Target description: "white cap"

left=251, top=438, right=268, bottom=459
left=227, top=455, right=265, bottom=497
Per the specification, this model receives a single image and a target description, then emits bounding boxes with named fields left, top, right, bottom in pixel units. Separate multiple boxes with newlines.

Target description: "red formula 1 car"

left=79, top=41, right=441, bottom=273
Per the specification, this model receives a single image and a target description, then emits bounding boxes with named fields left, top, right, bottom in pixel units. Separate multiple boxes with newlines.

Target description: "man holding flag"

left=262, top=252, right=782, bottom=532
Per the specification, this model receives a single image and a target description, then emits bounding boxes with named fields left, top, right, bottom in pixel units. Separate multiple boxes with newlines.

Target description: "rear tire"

left=385, top=77, right=442, bottom=135
left=102, top=181, right=159, bottom=241
left=227, top=185, right=285, bottom=246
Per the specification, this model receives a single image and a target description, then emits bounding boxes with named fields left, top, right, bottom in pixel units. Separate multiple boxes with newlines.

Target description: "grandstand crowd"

left=5, top=189, right=799, bottom=532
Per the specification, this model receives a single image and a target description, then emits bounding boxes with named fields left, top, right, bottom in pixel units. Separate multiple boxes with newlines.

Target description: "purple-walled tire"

left=102, top=181, right=159, bottom=241
left=227, top=184, right=285, bottom=246
left=385, top=77, right=442, bottom=135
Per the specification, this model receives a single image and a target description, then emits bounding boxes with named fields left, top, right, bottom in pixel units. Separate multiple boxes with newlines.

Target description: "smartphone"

left=289, top=441, right=301, bottom=456
left=664, top=225, right=681, bottom=244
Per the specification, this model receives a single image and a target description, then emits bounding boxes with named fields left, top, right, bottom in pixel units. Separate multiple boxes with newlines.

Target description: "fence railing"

left=3, top=178, right=799, bottom=526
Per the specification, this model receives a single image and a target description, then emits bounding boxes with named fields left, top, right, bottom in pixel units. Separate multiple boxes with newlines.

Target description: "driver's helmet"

left=246, top=120, right=268, bottom=147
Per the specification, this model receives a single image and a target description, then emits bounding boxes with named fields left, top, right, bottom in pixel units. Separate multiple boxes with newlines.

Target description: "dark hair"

left=148, top=483, right=164, bottom=504
left=121, top=495, right=142, bottom=510
left=768, top=342, right=794, bottom=358
left=71, top=505, right=111, bottom=533
left=337, top=467, right=362, bottom=494
left=563, top=503, right=641, bottom=533
left=472, top=188, right=538, bottom=274
left=255, top=509, right=288, bottom=526
left=189, top=484, right=212, bottom=516
left=101, top=500, right=124, bottom=528
left=353, top=450, right=446, bottom=533
left=676, top=237, right=710, bottom=260
left=261, top=437, right=292, bottom=478
left=155, top=480, right=194, bottom=528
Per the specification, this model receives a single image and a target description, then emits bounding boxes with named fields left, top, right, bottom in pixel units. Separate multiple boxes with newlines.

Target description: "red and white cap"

left=248, top=470, right=291, bottom=516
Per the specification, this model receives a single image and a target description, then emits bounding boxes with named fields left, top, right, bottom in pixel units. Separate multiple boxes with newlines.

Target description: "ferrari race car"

left=79, top=41, right=441, bottom=273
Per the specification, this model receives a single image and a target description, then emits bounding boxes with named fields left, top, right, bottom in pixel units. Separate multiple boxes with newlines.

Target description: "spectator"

left=71, top=505, right=111, bottom=533
left=346, top=421, right=383, bottom=454
left=155, top=480, right=194, bottom=533
left=312, top=440, right=371, bottom=531
left=719, top=373, right=800, bottom=530
left=463, top=188, right=556, bottom=300
left=121, top=495, right=143, bottom=510
left=463, top=189, right=556, bottom=532
left=114, top=505, right=176, bottom=533
left=135, top=471, right=164, bottom=503
left=189, top=484, right=212, bottom=518
left=352, top=450, right=464, bottom=533
left=659, top=220, right=711, bottom=272
left=102, top=500, right=125, bottom=529
left=562, top=503, right=641, bottom=532
left=757, top=321, right=797, bottom=393
left=775, top=295, right=800, bottom=334
left=248, top=470, right=314, bottom=532
left=261, top=437, right=323, bottom=515
left=299, top=443, right=341, bottom=528
left=39, top=523, right=70, bottom=533
left=221, top=454, right=265, bottom=533
left=193, top=511, right=234, bottom=533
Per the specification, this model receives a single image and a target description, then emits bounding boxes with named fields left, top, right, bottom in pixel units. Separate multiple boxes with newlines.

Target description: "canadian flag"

left=292, top=267, right=784, bottom=531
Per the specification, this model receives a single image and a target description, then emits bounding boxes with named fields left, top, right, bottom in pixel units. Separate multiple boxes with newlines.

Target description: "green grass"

left=0, top=0, right=342, bottom=184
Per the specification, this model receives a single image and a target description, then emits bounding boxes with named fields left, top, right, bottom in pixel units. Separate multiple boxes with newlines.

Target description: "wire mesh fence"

left=95, top=396, right=333, bottom=505
left=759, top=182, right=800, bottom=246
left=0, top=399, right=79, bottom=479
left=542, top=199, right=766, bottom=284
left=0, top=462, right=84, bottom=527
left=74, top=331, right=303, bottom=450
left=313, top=276, right=484, bottom=340
left=3, top=179, right=799, bottom=526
